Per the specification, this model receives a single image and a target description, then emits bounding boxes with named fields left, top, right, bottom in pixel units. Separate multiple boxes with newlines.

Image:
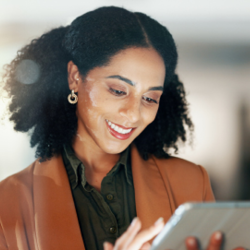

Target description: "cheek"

left=77, top=88, right=100, bottom=124
left=77, top=85, right=115, bottom=123
left=78, top=83, right=103, bottom=109
left=88, top=88, right=100, bottom=107
left=140, top=106, right=159, bottom=128
left=82, top=85, right=104, bottom=106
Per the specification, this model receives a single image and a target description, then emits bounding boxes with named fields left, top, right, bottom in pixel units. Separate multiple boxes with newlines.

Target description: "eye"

left=109, top=88, right=126, bottom=96
left=142, top=96, right=158, bottom=104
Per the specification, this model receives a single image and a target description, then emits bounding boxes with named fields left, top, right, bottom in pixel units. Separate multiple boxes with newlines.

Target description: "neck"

left=72, top=134, right=120, bottom=191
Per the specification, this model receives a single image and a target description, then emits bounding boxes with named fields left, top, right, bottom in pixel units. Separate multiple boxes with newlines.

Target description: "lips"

left=105, top=119, right=135, bottom=140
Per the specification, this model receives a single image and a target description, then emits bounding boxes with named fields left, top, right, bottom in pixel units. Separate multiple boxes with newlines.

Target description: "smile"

left=105, top=120, right=135, bottom=140
left=106, top=120, right=132, bottom=134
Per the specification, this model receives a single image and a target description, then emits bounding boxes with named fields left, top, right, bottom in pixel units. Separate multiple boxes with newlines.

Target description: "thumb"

left=103, top=242, right=114, bottom=250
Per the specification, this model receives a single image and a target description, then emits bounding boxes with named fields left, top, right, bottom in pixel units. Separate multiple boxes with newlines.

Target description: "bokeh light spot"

left=15, top=59, right=40, bottom=84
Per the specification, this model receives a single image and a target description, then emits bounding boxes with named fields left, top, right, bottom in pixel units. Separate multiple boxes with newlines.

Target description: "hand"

left=103, top=217, right=164, bottom=250
left=185, top=232, right=246, bottom=250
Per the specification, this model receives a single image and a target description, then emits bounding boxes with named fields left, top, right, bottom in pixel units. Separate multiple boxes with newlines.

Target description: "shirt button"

left=109, top=226, right=117, bottom=234
left=106, top=194, right=114, bottom=200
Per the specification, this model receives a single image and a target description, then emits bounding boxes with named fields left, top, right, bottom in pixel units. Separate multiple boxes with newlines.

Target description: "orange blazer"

left=0, top=145, right=214, bottom=250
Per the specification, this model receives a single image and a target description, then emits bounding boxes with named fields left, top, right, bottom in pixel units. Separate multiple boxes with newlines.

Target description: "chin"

left=101, top=141, right=131, bottom=154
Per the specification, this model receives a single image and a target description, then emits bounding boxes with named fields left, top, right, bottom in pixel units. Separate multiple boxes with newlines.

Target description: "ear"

left=67, top=61, right=81, bottom=92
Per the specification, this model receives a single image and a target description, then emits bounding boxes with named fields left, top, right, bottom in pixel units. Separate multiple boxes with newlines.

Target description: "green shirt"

left=62, top=145, right=137, bottom=250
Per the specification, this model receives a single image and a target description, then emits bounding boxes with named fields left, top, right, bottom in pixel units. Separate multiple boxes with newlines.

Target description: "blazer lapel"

left=33, top=156, right=85, bottom=250
left=32, top=145, right=174, bottom=248
left=131, top=145, right=175, bottom=230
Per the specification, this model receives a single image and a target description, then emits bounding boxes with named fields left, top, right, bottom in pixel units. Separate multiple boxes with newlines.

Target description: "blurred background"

left=0, top=0, right=249, bottom=200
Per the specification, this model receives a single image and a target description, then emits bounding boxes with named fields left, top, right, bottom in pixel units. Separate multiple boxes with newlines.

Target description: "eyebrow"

left=106, top=75, right=135, bottom=86
left=106, top=75, right=163, bottom=91
left=148, top=86, right=163, bottom=91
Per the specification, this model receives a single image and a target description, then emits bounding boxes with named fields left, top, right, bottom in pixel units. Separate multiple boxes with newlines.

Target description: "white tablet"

left=150, top=202, right=250, bottom=250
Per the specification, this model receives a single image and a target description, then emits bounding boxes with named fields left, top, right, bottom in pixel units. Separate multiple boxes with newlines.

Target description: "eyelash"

left=142, top=96, right=158, bottom=104
left=109, top=88, right=158, bottom=104
left=109, top=88, right=126, bottom=96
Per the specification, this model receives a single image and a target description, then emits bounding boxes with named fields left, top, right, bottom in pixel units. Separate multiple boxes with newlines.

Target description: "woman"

left=0, top=6, right=227, bottom=250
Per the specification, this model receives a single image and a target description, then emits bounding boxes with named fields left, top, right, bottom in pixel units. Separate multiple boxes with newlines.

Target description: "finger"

left=129, top=217, right=165, bottom=249
left=206, top=231, right=223, bottom=250
left=140, top=242, right=151, bottom=250
left=104, top=241, right=114, bottom=250
left=185, top=237, right=199, bottom=250
left=113, top=217, right=141, bottom=250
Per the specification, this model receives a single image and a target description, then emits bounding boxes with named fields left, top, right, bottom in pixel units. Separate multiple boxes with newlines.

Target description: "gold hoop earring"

left=68, top=90, right=78, bottom=104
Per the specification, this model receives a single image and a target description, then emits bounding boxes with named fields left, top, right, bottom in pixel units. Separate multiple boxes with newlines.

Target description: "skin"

left=68, top=47, right=243, bottom=250
left=103, top=217, right=165, bottom=250
left=103, top=220, right=245, bottom=250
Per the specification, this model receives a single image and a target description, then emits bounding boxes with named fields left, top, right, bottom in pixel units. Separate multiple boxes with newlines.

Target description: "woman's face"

left=73, top=47, right=165, bottom=154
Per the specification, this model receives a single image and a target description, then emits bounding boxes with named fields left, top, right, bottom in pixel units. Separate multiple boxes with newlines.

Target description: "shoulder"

left=151, top=155, right=214, bottom=202
left=0, top=161, right=36, bottom=189
left=152, top=155, right=207, bottom=180
left=0, top=154, right=64, bottom=190
left=151, top=155, right=210, bottom=188
left=0, top=161, right=37, bottom=208
left=131, top=144, right=214, bottom=202
left=131, top=144, right=207, bottom=182
left=0, top=161, right=38, bottom=247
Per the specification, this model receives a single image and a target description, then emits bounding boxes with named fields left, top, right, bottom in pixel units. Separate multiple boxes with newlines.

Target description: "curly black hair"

left=2, top=6, right=193, bottom=161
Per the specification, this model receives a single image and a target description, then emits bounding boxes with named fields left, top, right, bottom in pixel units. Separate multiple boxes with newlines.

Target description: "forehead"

left=86, top=47, right=166, bottom=87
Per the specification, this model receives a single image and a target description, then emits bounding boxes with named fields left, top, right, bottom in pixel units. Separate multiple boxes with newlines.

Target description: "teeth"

left=106, top=120, right=132, bottom=134
left=114, top=126, right=120, bottom=132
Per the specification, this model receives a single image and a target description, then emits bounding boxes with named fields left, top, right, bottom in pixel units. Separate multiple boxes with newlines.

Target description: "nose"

left=119, top=97, right=141, bottom=124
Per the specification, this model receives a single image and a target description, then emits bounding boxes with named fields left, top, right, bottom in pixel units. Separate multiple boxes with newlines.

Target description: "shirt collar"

left=62, top=144, right=132, bottom=189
